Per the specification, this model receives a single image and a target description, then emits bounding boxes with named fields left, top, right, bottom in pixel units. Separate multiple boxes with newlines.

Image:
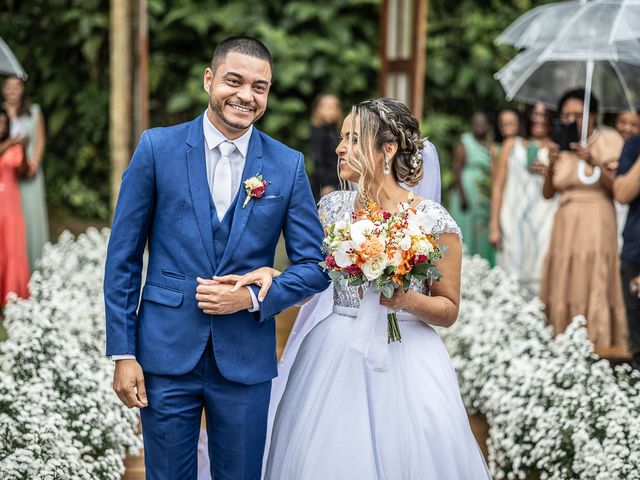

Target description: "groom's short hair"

left=211, top=36, right=273, bottom=74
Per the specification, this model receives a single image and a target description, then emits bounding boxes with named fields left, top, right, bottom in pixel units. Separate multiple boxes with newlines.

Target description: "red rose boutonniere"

left=242, top=174, right=268, bottom=208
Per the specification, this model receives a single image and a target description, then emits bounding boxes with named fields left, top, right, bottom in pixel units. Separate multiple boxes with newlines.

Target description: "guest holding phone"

left=540, top=89, right=627, bottom=350
left=614, top=135, right=640, bottom=369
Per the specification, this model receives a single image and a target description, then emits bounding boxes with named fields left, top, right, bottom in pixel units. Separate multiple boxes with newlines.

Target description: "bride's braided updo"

left=346, top=98, right=424, bottom=196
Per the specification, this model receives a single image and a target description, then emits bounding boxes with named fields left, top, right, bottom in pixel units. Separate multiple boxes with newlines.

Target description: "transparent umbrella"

left=495, top=40, right=640, bottom=114
left=495, top=0, right=640, bottom=184
left=496, top=0, right=640, bottom=49
left=495, top=0, right=584, bottom=48
left=0, top=37, right=27, bottom=80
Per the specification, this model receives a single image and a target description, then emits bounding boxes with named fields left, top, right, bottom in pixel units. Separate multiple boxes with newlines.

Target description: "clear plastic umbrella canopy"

left=0, top=37, right=27, bottom=80
left=496, top=0, right=584, bottom=48
left=496, top=0, right=640, bottom=48
left=495, top=39, right=640, bottom=112
left=495, top=0, right=640, bottom=182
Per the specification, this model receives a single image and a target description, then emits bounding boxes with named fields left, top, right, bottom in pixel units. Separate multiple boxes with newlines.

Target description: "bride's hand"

left=214, top=267, right=281, bottom=302
left=380, top=287, right=411, bottom=311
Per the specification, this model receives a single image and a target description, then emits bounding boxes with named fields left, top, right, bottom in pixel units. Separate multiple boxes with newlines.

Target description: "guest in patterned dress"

left=490, top=102, right=557, bottom=293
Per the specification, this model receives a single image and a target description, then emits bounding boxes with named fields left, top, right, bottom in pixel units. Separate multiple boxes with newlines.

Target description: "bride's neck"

left=363, top=176, right=409, bottom=212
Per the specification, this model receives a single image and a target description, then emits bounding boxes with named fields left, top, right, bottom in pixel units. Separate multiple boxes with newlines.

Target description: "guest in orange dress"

left=0, top=108, right=30, bottom=306
left=540, top=90, right=627, bottom=349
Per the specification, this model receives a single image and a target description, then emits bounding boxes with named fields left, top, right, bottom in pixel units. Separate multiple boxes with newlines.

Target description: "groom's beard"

left=210, top=95, right=264, bottom=132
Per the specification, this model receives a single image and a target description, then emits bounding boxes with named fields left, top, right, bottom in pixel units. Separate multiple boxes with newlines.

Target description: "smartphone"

left=550, top=120, right=579, bottom=151
left=526, top=143, right=539, bottom=169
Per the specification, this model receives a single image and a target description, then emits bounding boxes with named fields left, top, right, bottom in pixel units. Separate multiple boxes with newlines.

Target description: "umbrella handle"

left=577, top=159, right=601, bottom=186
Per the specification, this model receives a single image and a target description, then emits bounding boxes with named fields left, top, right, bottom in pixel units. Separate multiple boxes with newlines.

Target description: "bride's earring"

left=383, top=153, right=391, bottom=175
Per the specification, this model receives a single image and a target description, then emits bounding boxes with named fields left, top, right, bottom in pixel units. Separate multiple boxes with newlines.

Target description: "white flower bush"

left=0, top=228, right=141, bottom=479
left=441, top=255, right=640, bottom=480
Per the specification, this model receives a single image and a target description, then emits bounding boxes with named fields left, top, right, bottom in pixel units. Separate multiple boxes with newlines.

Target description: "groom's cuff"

left=111, top=354, right=136, bottom=361
left=246, top=286, right=260, bottom=312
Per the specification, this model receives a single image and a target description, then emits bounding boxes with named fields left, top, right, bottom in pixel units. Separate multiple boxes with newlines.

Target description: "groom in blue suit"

left=104, top=36, right=328, bottom=480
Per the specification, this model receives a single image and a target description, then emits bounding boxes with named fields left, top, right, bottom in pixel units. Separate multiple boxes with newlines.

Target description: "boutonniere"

left=242, top=174, right=268, bottom=208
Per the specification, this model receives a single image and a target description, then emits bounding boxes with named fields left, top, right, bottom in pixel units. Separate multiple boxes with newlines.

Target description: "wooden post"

left=134, top=0, right=149, bottom=142
left=380, top=0, right=428, bottom=119
left=110, top=0, right=132, bottom=216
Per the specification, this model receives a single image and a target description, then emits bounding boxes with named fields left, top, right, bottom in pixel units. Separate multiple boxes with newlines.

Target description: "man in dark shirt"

left=615, top=135, right=640, bottom=369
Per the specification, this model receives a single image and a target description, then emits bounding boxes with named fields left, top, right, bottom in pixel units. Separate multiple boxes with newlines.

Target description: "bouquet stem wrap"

left=350, top=290, right=395, bottom=371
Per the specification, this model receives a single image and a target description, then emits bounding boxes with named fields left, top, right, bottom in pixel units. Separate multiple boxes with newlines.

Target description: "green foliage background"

left=0, top=0, right=553, bottom=219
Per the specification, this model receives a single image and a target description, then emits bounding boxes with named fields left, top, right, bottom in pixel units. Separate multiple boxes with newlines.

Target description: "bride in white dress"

left=230, top=98, right=491, bottom=479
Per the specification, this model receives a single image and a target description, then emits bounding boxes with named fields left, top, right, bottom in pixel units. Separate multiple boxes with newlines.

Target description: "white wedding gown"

left=264, top=191, right=491, bottom=479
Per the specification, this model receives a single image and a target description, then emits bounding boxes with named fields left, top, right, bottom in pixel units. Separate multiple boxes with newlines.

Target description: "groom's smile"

left=204, top=51, right=272, bottom=140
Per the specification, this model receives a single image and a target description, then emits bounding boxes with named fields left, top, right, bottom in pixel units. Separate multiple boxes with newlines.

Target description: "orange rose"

left=360, top=238, right=385, bottom=261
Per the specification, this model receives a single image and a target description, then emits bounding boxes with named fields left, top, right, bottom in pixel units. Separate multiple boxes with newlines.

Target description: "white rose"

left=334, top=241, right=356, bottom=267
left=414, top=238, right=434, bottom=255
left=398, top=235, right=412, bottom=251
left=350, top=219, right=376, bottom=246
left=361, top=254, right=388, bottom=281
left=245, top=177, right=263, bottom=190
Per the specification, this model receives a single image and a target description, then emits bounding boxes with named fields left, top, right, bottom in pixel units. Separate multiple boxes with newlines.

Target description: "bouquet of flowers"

left=320, top=193, right=444, bottom=342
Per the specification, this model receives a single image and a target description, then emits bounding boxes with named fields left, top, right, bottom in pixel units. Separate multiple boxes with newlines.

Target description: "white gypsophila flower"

left=0, top=227, right=142, bottom=480
left=437, top=255, right=640, bottom=480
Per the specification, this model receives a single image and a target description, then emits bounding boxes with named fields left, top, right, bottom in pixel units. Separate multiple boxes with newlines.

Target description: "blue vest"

left=209, top=190, right=240, bottom=269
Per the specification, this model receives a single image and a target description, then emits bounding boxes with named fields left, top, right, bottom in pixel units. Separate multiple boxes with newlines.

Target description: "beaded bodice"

left=318, top=191, right=462, bottom=309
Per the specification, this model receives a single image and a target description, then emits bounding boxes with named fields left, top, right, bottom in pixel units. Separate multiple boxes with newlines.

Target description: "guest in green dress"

left=450, top=112, right=495, bottom=265
left=2, top=76, right=49, bottom=271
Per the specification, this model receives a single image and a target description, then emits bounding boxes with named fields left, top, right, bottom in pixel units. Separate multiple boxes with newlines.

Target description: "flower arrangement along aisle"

left=321, top=192, right=444, bottom=342
left=440, top=255, right=640, bottom=480
left=0, top=228, right=141, bottom=480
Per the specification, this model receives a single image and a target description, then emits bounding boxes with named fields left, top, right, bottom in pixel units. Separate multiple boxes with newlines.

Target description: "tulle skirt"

left=264, top=308, right=491, bottom=479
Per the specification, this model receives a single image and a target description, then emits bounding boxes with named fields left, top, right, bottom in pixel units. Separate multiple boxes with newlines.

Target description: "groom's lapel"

left=186, top=114, right=217, bottom=272
left=216, top=130, right=264, bottom=274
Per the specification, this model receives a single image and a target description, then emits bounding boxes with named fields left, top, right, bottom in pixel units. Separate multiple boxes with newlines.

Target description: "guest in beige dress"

left=540, top=89, right=627, bottom=349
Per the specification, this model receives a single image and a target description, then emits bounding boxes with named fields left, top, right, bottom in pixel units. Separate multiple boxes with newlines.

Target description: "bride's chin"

left=339, top=172, right=358, bottom=183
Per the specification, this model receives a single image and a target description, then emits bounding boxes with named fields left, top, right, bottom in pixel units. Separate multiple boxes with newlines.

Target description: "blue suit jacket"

left=104, top=114, right=329, bottom=384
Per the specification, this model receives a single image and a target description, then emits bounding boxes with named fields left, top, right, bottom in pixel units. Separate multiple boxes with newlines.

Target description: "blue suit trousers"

left=140, top=338, right=271, bottom=480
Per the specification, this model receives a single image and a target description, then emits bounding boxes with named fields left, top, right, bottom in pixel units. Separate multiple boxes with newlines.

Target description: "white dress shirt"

left=203, top=111, right=253, bottom=215
left=111, top=113, right=259, bottom=361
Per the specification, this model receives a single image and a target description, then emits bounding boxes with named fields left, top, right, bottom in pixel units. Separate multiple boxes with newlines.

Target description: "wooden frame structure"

left=110, top=1, right=429, bottom=214
left=379, top=0, right=428, bottom=119
left=109, top=0, right=149, bottom=215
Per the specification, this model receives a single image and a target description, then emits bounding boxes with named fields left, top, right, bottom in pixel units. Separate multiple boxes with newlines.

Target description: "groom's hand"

left=113, top=359, right=148, bottom=409
left=196, top=277, right=252, bottom=315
